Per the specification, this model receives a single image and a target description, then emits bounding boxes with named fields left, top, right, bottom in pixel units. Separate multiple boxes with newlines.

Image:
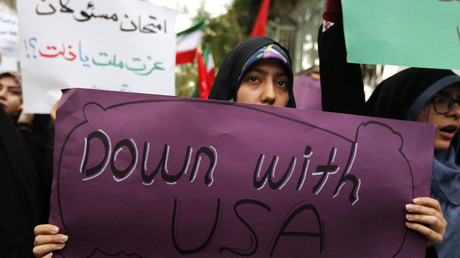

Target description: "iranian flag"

left=196, top=44, right=215, bottom=99
left=176, top=19, right=205, bottom=64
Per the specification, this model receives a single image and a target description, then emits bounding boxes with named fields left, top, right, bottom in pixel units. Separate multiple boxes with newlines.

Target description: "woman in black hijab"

left=208, top=36, right=296, bottom=108
left=368, top=68, right=460, bottom=258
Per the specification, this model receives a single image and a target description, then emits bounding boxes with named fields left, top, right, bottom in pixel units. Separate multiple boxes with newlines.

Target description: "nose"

left=260, top=82, right=276, bottom=106
left=448, top=102, right=460, bottom=118
left=0, top=86, right=7, bottom=100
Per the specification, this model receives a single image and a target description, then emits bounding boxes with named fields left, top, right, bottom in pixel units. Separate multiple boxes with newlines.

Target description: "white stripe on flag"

left=176, top=30, right=204, bottom=53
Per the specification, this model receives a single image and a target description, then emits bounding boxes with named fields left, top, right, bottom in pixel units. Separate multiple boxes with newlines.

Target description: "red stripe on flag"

left=176, top=49, right=197, bottom=65
left=250, top=0, right=270, bottom=37
left=197, top=52, right=211, bottom=99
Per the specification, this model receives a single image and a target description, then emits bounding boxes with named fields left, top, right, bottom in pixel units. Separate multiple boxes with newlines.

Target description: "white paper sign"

left=17, top=0, right=176, bottom=113
left=0, top=12, right=19, bottom=58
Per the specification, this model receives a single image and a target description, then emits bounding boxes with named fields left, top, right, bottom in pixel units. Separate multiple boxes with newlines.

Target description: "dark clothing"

left=318, top=22, right=366, bottom=116
left=29, top=115, right=54, bottom=221
left=208, top=36, right=296, bottom=108
left=0, top=109, right=50, bottom=257
left=426, top=247, right=438, bottom=258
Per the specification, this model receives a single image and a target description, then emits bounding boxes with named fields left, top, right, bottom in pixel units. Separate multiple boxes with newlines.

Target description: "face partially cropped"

left=417, top=83, right=460, bottom=150
left=0, top=76, right=22, bottom=117
left=236, top=58, right=290, bottom=107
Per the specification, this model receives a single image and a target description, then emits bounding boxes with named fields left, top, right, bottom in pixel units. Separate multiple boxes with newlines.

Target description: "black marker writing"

left=220, top=199, right=271, bottom=256
left=269, top=203, right=323, bottom=256
left=141, top=144, right=193, bottom=185
left=253, top=145, right=361, bottom=205
left=312, top=147, right=339, bottom=195
left=35, top=0, right=168, bottom=34
left=297, top=146, right=313, bottom=191
left=111, top=139, right=138, bottom=181
left=59, top=0, right=74, bottom=13
left=333, top=143, right=360, bottom=205
left=80, top=129, right=217, bottom=186
left=253, top=154, right=297, bottom=190
left=172, top=198, right=221, bottom=255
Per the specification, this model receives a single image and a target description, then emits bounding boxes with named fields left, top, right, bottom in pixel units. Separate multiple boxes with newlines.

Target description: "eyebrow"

left=436, top=90, right=460, bottom=99
left=245, top=67, right=288, bottom=78
left=0, top=83, right=20, bottom=88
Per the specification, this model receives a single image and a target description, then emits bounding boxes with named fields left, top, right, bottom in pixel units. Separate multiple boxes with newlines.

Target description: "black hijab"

left=367, top=68, right=460, bottom=121
left=208, top=36, right=296, bottom=108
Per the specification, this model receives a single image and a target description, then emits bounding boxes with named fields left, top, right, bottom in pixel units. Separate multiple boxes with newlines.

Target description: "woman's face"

left=417, top=83, right=460, bottom=150
left=0, top=76, right=22, bottom=117
left=236, top=58, right=290, bottom=107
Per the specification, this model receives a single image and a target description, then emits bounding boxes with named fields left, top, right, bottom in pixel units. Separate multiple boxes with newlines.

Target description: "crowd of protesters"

left=1, top=0, right=459, bottom=257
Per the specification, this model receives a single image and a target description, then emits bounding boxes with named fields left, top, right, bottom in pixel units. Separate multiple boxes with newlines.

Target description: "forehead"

left=0, top=75, right=20, bottom=87
left=438, top=82, right=460, bottom=96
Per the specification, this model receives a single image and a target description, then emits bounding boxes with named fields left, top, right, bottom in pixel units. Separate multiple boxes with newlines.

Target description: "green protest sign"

left=342, top=0, right=460, bottom=69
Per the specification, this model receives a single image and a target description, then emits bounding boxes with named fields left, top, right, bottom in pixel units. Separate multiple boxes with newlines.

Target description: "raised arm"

left=318, top=0, right=367, bottom=115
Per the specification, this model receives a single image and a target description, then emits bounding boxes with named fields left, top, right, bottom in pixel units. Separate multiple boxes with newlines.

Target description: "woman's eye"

left=277, top=81, right=288, bottom=87
left=434, top=96, right=449, bottom=104
left=8, top=89, right=21, bottom=96
left=248, top=76, right=259, bottom=82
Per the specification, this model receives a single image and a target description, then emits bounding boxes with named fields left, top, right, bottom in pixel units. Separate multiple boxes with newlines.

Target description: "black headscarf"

left=208, top=36, right=296, bottom=108
left=367, top=68, right=460, bottom=121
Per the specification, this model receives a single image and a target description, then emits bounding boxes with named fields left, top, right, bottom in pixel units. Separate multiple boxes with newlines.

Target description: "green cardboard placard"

left=342, top=0, right=460, bottom=69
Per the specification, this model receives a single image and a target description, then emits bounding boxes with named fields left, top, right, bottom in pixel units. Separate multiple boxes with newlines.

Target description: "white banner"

left=0, top=12, right=19, bottom=58
left=17, top=0, right=176, bottom=113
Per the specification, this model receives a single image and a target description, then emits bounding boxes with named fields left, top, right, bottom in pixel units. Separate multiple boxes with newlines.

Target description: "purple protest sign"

left=50, top=88, right=435, bottom=257
left=293, top=75, right=322, bottom=111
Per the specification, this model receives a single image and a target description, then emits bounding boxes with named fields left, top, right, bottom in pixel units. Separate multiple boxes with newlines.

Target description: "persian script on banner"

left=17, top=0, right=176, bottom=113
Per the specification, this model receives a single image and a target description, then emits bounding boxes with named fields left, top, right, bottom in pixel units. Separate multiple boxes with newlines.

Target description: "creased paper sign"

left=342, top=0, right=460, bottom=70
left=50, top=88, right=435, bottom=257
left=17, top=0, right=176, bottom=113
